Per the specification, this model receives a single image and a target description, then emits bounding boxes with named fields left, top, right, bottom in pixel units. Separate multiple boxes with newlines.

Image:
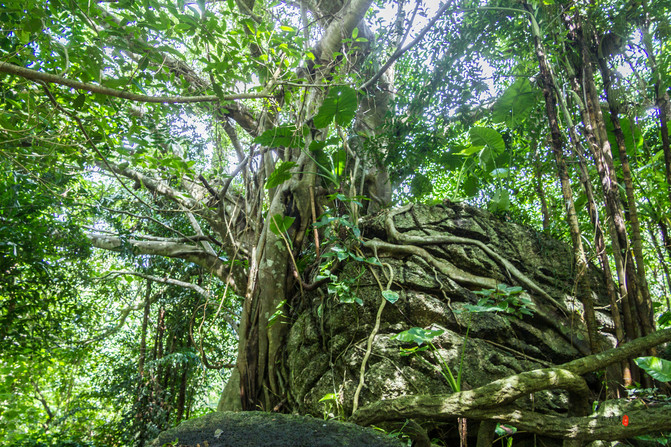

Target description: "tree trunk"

left=526, top=3, right=599, bottom=354
left=228, top=0, right=380, bottom=411
left=570, top=20, right=645, bottom=347
left=533, top=142, right=551, bottom=233
left=597, top=55, right=655, bottom=341
left=641, top=2, right=671, bottom=207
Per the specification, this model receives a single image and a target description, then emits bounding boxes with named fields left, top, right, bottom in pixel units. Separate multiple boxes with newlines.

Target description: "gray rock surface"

left=149, top=411, right=404, bottom=447
left=285, top=201, right=613, bottom=420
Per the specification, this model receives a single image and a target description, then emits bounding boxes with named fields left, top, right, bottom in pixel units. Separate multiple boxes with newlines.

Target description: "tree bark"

left=597, top=54, right=655, bottom=342
left=526, top=3, right=599, bottom=354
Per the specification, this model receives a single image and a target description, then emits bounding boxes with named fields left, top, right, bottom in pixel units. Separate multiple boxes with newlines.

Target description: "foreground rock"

left=284, top=201, right=615, bottom=439
left=149, top=411, right=403, bottom=447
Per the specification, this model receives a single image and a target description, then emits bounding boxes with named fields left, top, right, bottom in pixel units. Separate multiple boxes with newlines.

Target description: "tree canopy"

left=1, top=0, right=671, bottom=445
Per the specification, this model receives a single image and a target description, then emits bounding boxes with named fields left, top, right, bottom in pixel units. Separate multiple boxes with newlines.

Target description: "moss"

left=149, top=411, right=404, bottom=447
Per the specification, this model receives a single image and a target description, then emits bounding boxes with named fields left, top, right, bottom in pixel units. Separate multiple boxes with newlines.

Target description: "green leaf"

left=24, top=18, right=43, bottom=33
left=254, top=125, right=304, bottom=148
left=265, top=161, right=297, bottom=189
left=489, top=189, right=510, bottom=213
left=313, top=86, right=358, bottom=128
left=634, top=356, right=671, bottom=382
left=489, top=168, right=509, bottom=179
left=462, top=175, right=479, bottom=197
left=393, top=327, right=444, bottom=346
left=382, top=290, right=400, bottom=304
left=332, top=149, right=347, bottom=177
left=458, top=145, right=484, bottom=156
left=269, top=214, right=295, bottom=236
left=492, top=78, right=539, bottom=127
left=72, top=94, right=86, bottom=110
left=319, top=393, right=338, bottom=402
left=604, top=114, right=643, bottom=158
left=495, top=424, right=518, bottom=436
left=410, top=173, right=433, bottom=197
left=469, top=127, right=505, bottom=153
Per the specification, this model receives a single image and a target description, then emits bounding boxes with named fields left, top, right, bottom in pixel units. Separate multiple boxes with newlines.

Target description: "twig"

left=359, top=1, right=455, bottom=91
left=39, top=83, right=158, bottom=211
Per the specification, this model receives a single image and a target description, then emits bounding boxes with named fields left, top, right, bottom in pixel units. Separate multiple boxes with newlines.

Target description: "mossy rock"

left=149, top=411, right=404, bottom=447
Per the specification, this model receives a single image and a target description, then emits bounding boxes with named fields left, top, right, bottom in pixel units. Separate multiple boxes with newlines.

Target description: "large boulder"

left=284, top=202, right=613, bottom=428
left=149, top=411, right=403, bottom=447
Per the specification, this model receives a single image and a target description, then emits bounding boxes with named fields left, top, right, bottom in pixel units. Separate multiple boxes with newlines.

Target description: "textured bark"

left=231, top=0, right=389, bottom=411
left=598, top=54, right=655, bottom=341
left=566, top=19, right=644, bottom=350
left=580, top=27, right=655, bottom=345
left=526, top=4, right=599, bottom=354
left=533, top=146, right=551, bottom=232
left=286, top=200, right=617, bottom=446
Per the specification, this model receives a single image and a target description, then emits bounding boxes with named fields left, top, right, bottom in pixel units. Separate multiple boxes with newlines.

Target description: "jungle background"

left=2, top=0, right=671, bottom=445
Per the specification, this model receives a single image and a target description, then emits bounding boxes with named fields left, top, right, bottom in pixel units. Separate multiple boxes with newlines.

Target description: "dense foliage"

left=1, top=0, right=671, bottom=445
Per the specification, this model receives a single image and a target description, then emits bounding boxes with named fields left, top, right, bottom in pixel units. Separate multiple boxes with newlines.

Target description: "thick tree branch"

left=0, top=62, right=270, bottom=104
left=351, top=368, right=589, bottom=426
left=561, top=327, right=671, bottom=375
left=87, top=233, right=234, bottom=284
left=94, top=159, right=215, bottom=219
left=109, top=271, right=238, bottom=334
left=314, top=0, right=375, bottom=62
left=465, top=402, right=671, bottom=441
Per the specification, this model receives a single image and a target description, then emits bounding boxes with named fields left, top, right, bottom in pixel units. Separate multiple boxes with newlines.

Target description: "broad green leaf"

left=254, top=125, right=304, bottom=148
left=411, top=173, right=433, bottom=197
left=489, top=189, right=510, bottom=213
left=492, top=78, right=539, bottom=127
left=470, top=127, right=505, bottom=153
left=269, top=214, right=295, bottom=236
left=495, top=425, right=518, bottom=436
left=332, top=149, right=347, bottom=177
left=382, top=290, right=400, bottom=303
left=24, top=18, right=43, bottom=33
left=604, top=114, right=643, bottom=159
left=489, top=168, right=509, bottom=179
left=72, top=94, right=86, bottom=110
left=265, top=161, right=297, bottom=189
left=393, top=327, right=444, bottom=345
left=462, top=175, right=479, bottom=197
left=313, top=86, right=358, bottom=128
left=458, top=145, right=484, bottom=156
left=634, top=356, right=671, bottom=382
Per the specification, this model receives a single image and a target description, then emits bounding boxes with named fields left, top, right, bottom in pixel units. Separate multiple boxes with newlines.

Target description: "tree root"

left=361, top=238, right=591, bottom=355
left=352, top=260, right=394, bottom=413
left=383, top=204, right=569, bottom=314
left=350, top=328, right=671, bottom=441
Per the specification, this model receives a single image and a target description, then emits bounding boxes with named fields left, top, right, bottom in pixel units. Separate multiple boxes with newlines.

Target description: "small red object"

left=622, top=415, right=629, bottom=426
